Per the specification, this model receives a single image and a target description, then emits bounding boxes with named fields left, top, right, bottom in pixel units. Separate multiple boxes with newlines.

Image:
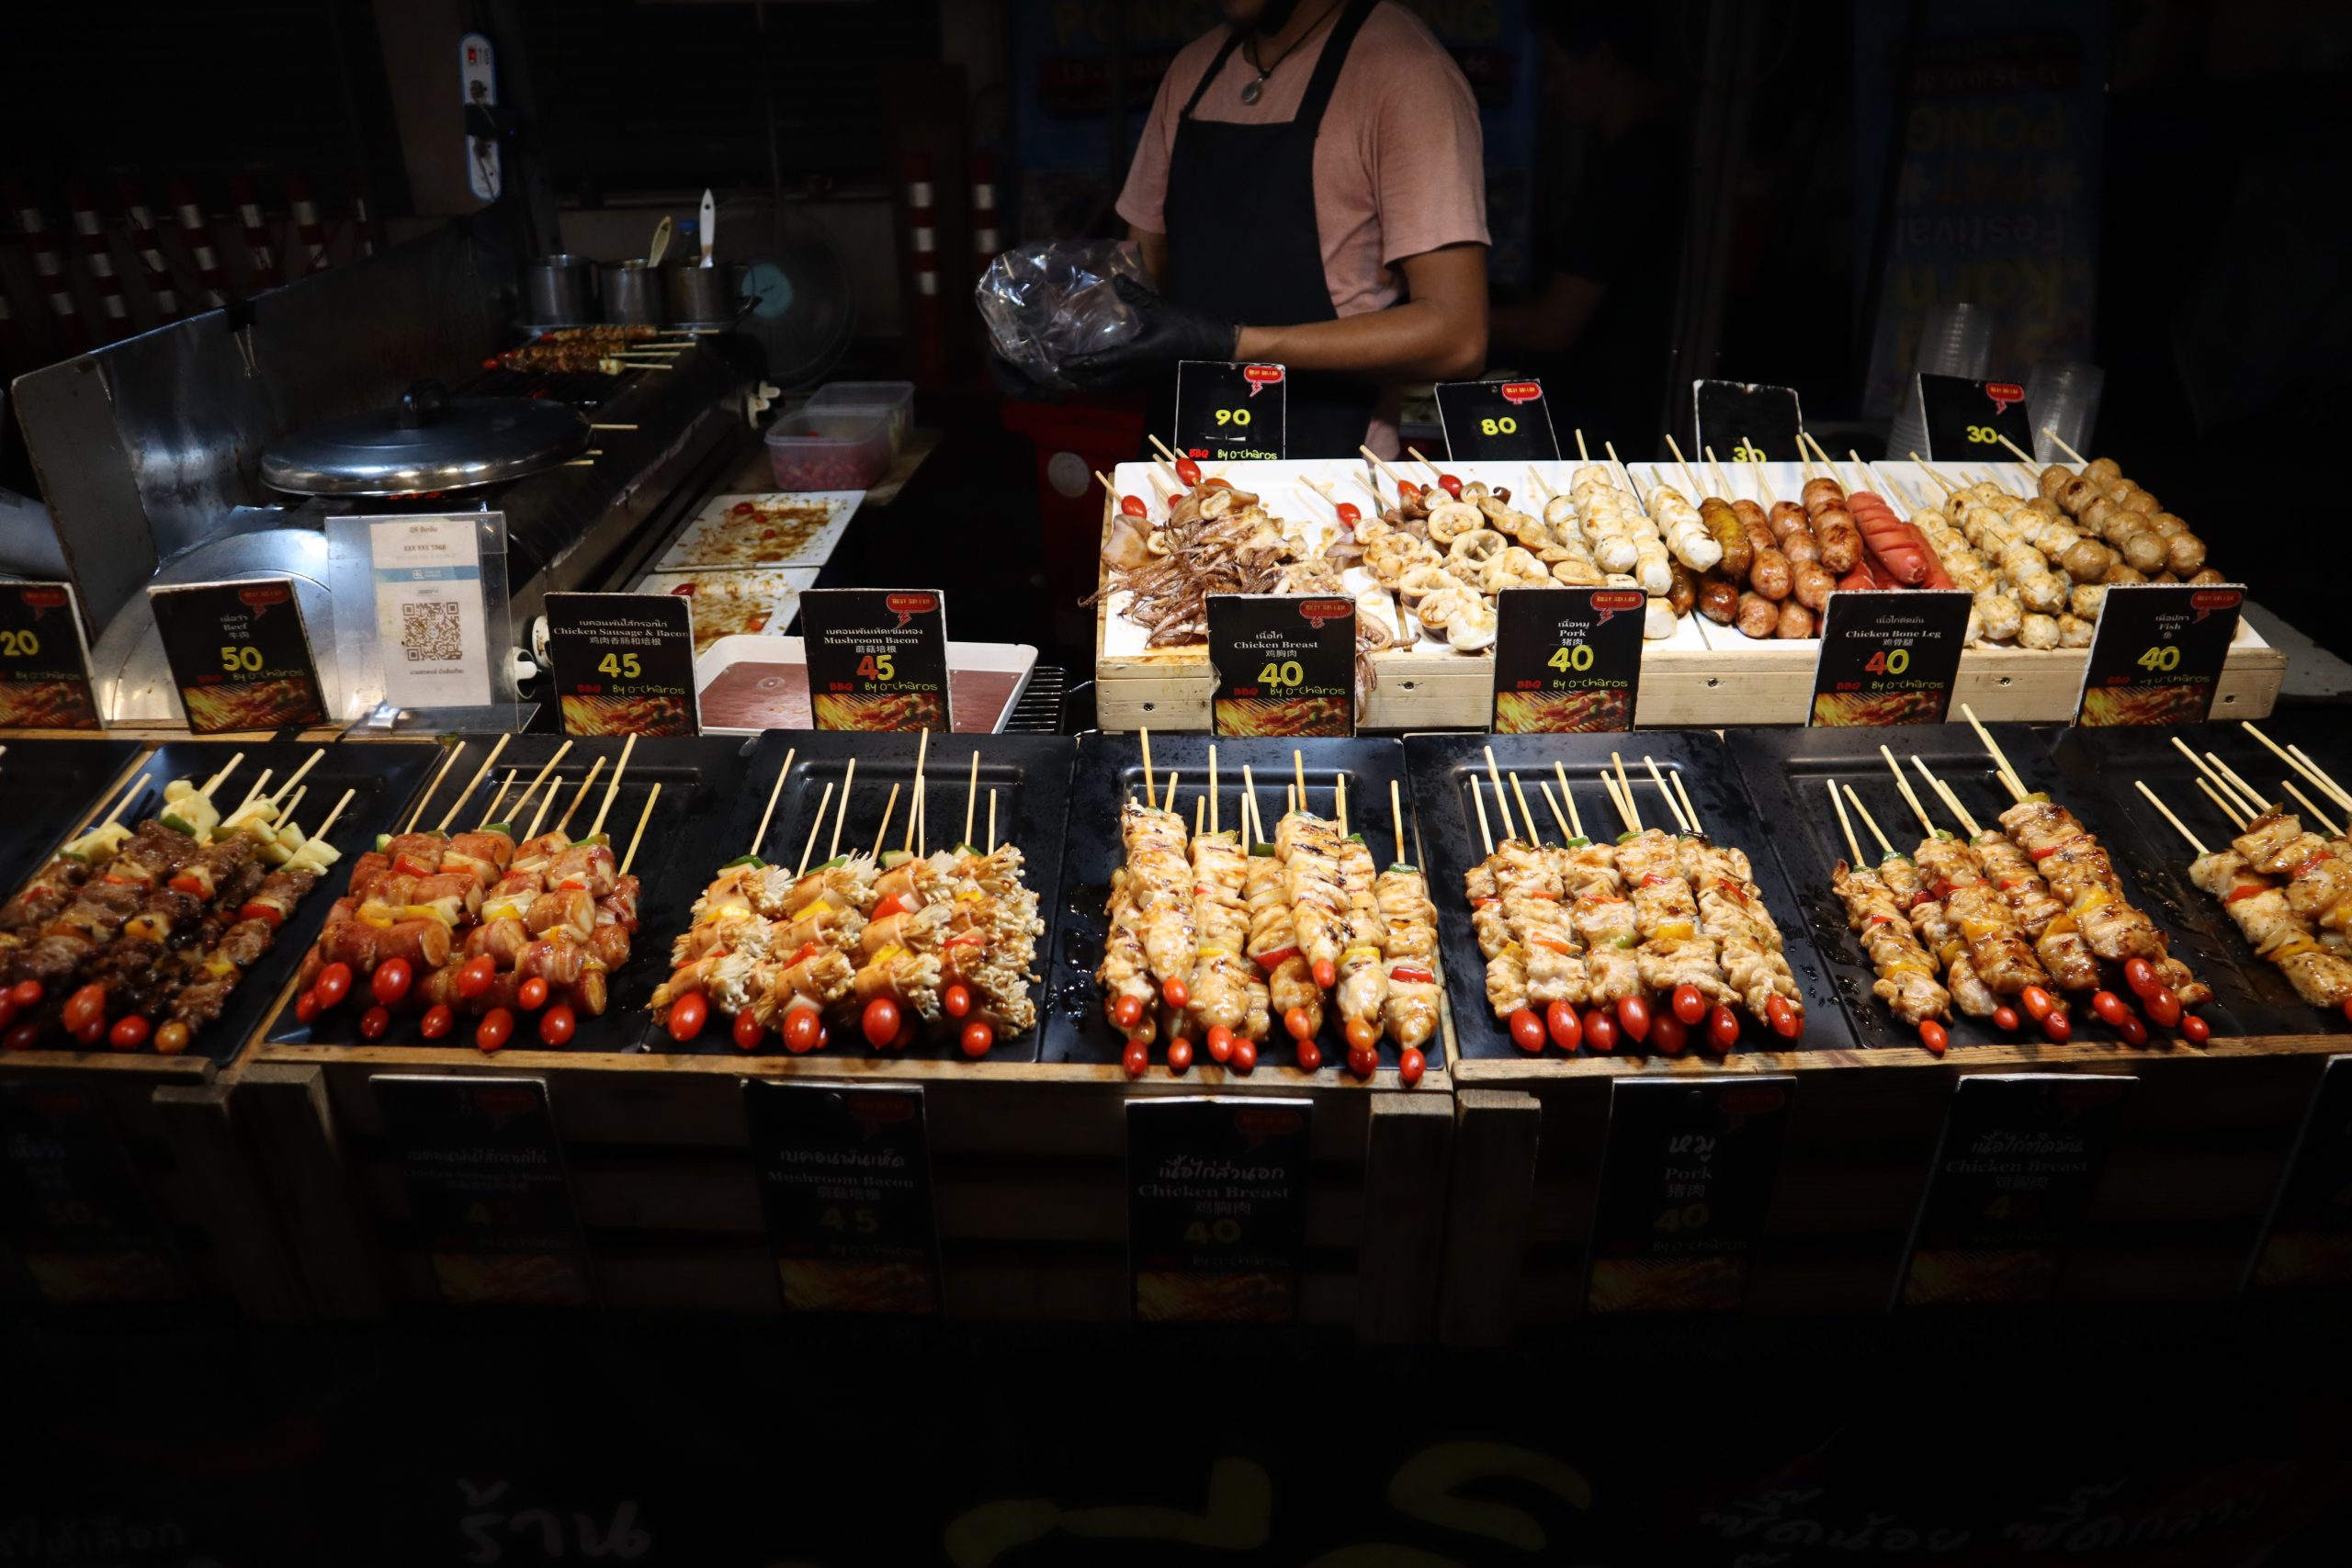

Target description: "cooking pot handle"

left=398, top=380, right=449, bottom=428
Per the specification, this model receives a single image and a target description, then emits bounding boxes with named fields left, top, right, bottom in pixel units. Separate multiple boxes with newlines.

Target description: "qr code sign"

left=400, top=601, right=465, bottom=662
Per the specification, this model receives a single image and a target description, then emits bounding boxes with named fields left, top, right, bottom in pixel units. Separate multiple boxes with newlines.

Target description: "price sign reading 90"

left=1174, top=360, right=1286, bottom=462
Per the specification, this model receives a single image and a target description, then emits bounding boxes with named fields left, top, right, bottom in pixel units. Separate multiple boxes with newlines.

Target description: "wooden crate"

left=236, top=1043, right=1454, bottom=1340
left=1440, top=1033, right=2342, bottom=1345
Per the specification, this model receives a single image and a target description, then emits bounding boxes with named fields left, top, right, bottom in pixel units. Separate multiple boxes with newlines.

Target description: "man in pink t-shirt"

left=1062, top=0, right=1490, bottom=456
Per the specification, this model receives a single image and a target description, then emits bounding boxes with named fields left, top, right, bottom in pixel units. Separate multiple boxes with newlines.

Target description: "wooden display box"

left=1440, top=1034, right=2343, bottom=1346
left=236, top=1044, right=1454, bottom=1341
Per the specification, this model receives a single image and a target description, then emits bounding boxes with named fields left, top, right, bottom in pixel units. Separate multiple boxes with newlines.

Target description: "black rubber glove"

left=1061, top=275, right=1241, bottom=389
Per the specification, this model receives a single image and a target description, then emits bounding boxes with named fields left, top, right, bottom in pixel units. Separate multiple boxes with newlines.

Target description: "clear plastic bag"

left=976, top=241, right=1148, bottom=389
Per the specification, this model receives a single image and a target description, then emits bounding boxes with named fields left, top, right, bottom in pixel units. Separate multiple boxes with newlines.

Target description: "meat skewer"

left=1840, top=780, right=2012, bottom=1033
left=1827, top=779, right=1951, bottom=1053
left=1378, top=777, right=1437, bottom=1087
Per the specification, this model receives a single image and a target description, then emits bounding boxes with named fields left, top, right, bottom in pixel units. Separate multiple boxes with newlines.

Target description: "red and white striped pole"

left=65, top=184, right=130, bottom=344
left=116, top=180, right=182, bottom=324
left=227, top=175, right=282, bottom=290
left=969, top=153, right=1000, bottom=278
left=346, top=171, right=377, bottom=257
left=170, top=180, right=232, bottom=307
left=6, top=182, right=87, bottom=355
left=287, top=173, right=331, bottom=274
left=906, top=152, right=945, bottom=383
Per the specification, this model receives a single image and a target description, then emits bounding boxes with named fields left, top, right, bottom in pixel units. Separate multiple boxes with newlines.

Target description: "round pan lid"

left=261, top=380, right=590, bottom=495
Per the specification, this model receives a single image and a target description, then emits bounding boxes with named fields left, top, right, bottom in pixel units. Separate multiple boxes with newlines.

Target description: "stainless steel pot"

left=523, top=254, right=599, bottom=326
left=603, top=260, right=666, bottom=325
left=666, top=263, right=741, bottom=328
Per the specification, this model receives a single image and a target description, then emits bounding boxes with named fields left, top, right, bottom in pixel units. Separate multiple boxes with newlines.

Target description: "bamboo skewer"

left=438, top=732, right=513, bottom=832
left=2042, top=429, right=2091, bottom=467
left=479, top=771, right=518, bottom=829
left=1575, top=429, right=1590, bottom=461
left=620, top=784, right=661, bottom=876
left=2135, top=781, right=2209, bottom=857
left=870, top=783, right=900, bottom=859
left=1243, top=764, right=1262, bottom=847
left=1554, top=762, right=1583, bottom=840
left=232, top=770, right=273, bottom=818
left=2279, top=780, right=2341, bottom=838
left=963, top=750, right=980, bottom=848
left=403, top=744, right=463, bottom=832
left=829, top=758, right=858, bottom=861
left=1842, top=785, right=1897, bottom=859
left=750, top=748, right=794, bottom=857
left=908, top=730, right=932, bottom=855
left=1390, top=780, right=1408, bottom=866
left=1997, top=434, right=2041, bottom=471
left=514, top=741, right=575, bottom=840
left=1335, top=769, right=1349, bottom=839
left=1162, top=771, right=1180, bottom=815
left=2241, top=723, right=2352, bottom=815
left=1358, top=445, right=1413, bottom=492
left=586, top=735, right=636, bottom=838
left=1482, top=744, right=1512, bottom=840
left=2171, top=737, right=2258, bottom=817
left=796, top=782, right=835, bottom=876
left=1294, top=749, right=1309, bottom=824
left=268, top=748, right=325, bottom=808
left=310, top=787, right=356, bottom=844
left=2197, top=777, right=2248, bottom=829
left=1958, top=703, right=2027, bottom=801
left=2287, top=745, right=2351, bottom=810
left=1912, top=756, right=1982, bottom=839
left=200, top=751, right=244, bottom=797
left=1672, top=773, right=1705, bottom=837
left=1508, top=773, right=1541, bottom=848
left=1829, top=778, right=1864, bottom=864
left=2204, top=752, right=2270, bottom=815
left=1644, top=756, right=1690, bottom=833
left=1208, top=745, right=1219, bottom=837
left=987, top=791, right=999, bottom=855
left=1663, top=433, right=1704, bottom=502
left=1538, top=780, right=1575, bottom=845
left=554, top=758, right=605, bottom=838
left=1406, top=446, right=1447, bottom=487
left=96, top=773, right=152, bottom=833
left=1140, top=727, right=1154, bottom=808
left=1470, top=775, right=1494, bottom=856
left=1882, top=745, right=1937, bottom=837
left=1611, top=751, right=1641, bottom=832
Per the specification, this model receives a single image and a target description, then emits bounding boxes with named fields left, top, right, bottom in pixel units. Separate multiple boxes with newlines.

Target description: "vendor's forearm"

left=1238, top=301, right=1486, bottom=382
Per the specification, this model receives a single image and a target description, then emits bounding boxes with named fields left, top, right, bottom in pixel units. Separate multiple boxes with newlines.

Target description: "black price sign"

left=1692, top=380, right=1804, bottom=464
left=1896, top=1073, right=2132, bottom=1309
left=1434, top=378, right=1559, bottom=461
left=0, top=1082, right=180, bottom=1305
left=2074, top=582, right=2244, bottom=728
left=1808, top=589, right=1972, bottom=727
left=0, top=581, right=99, bottom=730
left=799, top=588, right=951, bottom=732
left=2247, top=1055, right=2352, bottom=1292
left=1490, top=586, right=1645, bottom=732
left=1587, top=1077, right=1794, bottom=1314
left=147, top=578, right=326, bottom=734
left=1127, top=1096, right=1309, bottom=1324
left=744, top=1080, right=941, bottom=1314
left=374, top=1075, right=593, bottom=1308
left=1174, top=359, right=1286, bottom=462
left=546, top=592, right=700, bottom=738
left=1916, top=373, right=2032, bottom=461
left=1205, top=593, right=1353, bottom=737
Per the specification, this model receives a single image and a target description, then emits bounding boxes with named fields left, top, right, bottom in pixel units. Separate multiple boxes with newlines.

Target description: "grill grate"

left=1006, top=665, right=1067, bottom=734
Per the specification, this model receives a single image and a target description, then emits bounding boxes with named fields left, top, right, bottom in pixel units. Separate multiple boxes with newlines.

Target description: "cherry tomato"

left=1120, top=493, right=1148, bottom=518
left=0, top=998, right=17, bottom=1032
left=371, top=958, right=413, bottom=1007
left=1311, top=958, right=1338, bottom=991
left=1708, top=1004, right=1740, bottom=1052
left=2123, top=957, right=2159, bottom=998
left=314, top=963, right=354, bottom=1010
left=943, top=983, right=973, bottom=1020
left=1397, top=1047, right=1425, bottom=1087
left=733, top=1008, right=767, bottom=1050
left=1546, top=999, right=1581, bottom=1051
left=1203, top=477, right=1235, bottom=490
left=1283, top=1006, right=1315, bottom=1041
left=1123, top=1040, right=1150, bottom=1077
left=1770, top=1002, right=1804, bottom=1041
left=1173, top=457, right=1203, bottom=487
left=517, top=976, right=549, bottom=1011
left=2145, top=986, right=2183, bottom=1028
left=456, top=955, right=496, bottom=998
left=359, top=1005, right=392, bottom=1042
left=2020, top=986, right=2056, bottom=1022
left=419, top=1004, right=456, bottom=1040
left=892, top=1014, right=920, bottom=1052
left=62, top=983, right=107, bottom=1033
left=108, top=1015, right=151, bottom=1051
left=8, top=980, right=43, bottom=1009
left=2, top=1022, right=40, bottom=1052
left=2042, top=1009, right=2072, bottom=1044
left=1162, top=977, right=1190, bottom=1009
left=1671, top=984, right=1708, bottom=1025
left=1167, top=1037, right=1193, bottom=1074
left=1397, top=479, right=1421, bottom=501
left=2118, top=1012, right=2148, bottom=1047
left=1650, top=1010, right=1689, bottom=1055
left=1617, top=994, right=1651, bottom=1044
left=1334, top=502, right=1362, bottom=527
left=1113, top=995, right=1144, bottom=1030
left=1344, top=1016, right=1378, bottom=1052
left=2091, top=990, right=2129, bottom=1027
left=476, top=1008, right=514, bottom=1054
left=1296, top=1040, right=1322, bottom=1072
left=2182, top=1013, right=2211, bottom=1045
left=1205, top=1024, right=1236, bottom=1064
left=1585, top=1010, right=1619, bottom=1053
left=295, top=989, right=321, bottom=1024
left=73, top=1016, right=103, bottom=1046
left=667, top=992, right=709, bottom=1042
left=961, top=1021, right=995, bottom=1059
left=539, top=1005, right=577, bottom=1046
left=1994, top=1006, right=2021, bottom=1032
left=153, top=1021, right=191, bottom=1056
left=1346, top=1044, right=1377, bottom=1079
left=1509, top=1008, right=1545, bottom=1053
left=1764, top=993, right=1792, bottom=1030
left=1919, top=1019, right=1949, bottom=1055
left=862, top=997, right=900, bottom=1048
left=1232, top=1038, right=1259, bottom=1074
left=783, top=1008, right=821, bottom=1054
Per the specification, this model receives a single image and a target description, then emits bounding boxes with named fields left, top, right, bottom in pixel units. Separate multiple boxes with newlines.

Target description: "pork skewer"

left=2140, top=779, right=2346, bottom=1024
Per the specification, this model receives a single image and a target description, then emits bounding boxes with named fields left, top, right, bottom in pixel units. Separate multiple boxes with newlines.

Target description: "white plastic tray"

left=652, top=491, right=863, bottom=571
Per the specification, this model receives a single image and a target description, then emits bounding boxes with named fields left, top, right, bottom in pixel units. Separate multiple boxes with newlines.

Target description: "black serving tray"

left=2045, top=723, right=2352, bottom=1038
left=94, top=739, right=443, bottom=1064
left=1728, top=723, right=2256, bottom=1051
left=1406, top=730, right=1856, bottom=1059
left=270, top=734, right=758, bottom=1055
left=678, top=730, right=1074, bottom=1062
left=0, top=737, right=146, bottom=899
left=1044, top=733, right=1427, bottom=1076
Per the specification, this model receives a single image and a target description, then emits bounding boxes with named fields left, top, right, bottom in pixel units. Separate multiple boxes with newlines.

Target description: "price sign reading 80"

left=1436, top=379, right=1559, bottom=461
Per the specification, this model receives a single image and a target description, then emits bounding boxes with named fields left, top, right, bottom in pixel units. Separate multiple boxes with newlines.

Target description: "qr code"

left=399, top=601, right=464, bottom=662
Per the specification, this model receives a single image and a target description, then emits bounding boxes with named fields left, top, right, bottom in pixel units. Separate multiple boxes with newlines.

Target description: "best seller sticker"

left=1206, top=593, right=1353, bottom=737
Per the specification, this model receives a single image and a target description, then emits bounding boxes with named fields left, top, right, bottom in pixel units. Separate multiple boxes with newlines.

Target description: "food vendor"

left=1059, top=0, right=1491, bottom=457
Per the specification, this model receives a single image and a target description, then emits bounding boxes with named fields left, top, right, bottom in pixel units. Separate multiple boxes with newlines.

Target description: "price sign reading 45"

left=1435, top=378, right=1560, bottom=461
left=545, top=591, right=702, bottom=738
left=1174, top=360, right=1286, bottom=462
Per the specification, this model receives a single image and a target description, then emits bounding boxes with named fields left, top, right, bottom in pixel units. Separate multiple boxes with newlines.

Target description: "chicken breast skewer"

left=2140, top=779, right=2351, bottom=1020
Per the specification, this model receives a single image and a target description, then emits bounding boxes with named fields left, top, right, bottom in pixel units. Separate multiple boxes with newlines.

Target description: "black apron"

left=1155, top=0, right=1383, bottom=459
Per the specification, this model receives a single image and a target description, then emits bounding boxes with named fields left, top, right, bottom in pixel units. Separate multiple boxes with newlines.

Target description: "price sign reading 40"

left=2075, top=582, right=2244, bottom=727
left=1490, top=586, right=1645, bottom=732
left=1435, top=378, right=1560, bottom=461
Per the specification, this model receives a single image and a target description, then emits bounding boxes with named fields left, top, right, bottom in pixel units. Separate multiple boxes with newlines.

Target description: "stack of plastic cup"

left=1887, top=303, right=1996, bottom=464
left=2027, top=361, right=2105, bottom=466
